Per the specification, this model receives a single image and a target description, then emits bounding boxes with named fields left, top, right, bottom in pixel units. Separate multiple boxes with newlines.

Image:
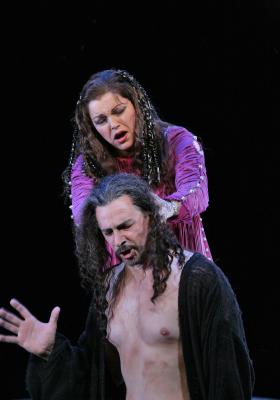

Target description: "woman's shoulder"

left=165, top=124, right=196, bottom=141
left=71, top=153, right=84, bottom=170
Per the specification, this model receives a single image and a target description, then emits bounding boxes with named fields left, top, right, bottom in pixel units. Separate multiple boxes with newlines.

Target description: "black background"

left=1, top=1, right=280, bottom=399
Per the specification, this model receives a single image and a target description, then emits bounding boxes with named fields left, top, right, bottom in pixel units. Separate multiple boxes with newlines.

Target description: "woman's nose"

left=109, top=116, right=120, bottom=130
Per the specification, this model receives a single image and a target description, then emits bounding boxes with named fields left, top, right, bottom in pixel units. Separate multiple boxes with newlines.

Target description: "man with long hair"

left=0, top=173, right=254, bottom=399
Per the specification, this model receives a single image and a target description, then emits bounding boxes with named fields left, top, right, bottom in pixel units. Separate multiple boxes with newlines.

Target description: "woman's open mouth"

left=114, top=131, right=128, bottom=143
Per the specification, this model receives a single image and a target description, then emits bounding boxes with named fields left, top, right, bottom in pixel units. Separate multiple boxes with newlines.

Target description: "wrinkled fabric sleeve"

left=164, top=127, right=209, bottom=225
left=71, top=154, right=95, bottom=226
left=25, top=308, right=100, bottom=400
left=179, top=254, right=255, bottom=400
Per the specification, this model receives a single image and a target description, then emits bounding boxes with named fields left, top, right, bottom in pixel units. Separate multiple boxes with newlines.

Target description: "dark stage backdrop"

left=1, top=1, right=279, bottom=399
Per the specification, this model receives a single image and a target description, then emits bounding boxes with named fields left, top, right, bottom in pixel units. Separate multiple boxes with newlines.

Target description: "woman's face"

left=88, top=92, right=136, bottom=154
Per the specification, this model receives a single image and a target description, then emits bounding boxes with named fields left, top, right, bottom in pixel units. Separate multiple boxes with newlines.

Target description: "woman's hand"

left=151, top=193, right=180, bottom=221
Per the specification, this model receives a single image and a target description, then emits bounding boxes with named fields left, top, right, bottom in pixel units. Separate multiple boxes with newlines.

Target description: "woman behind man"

left=63, top=69, right=212, bottom=267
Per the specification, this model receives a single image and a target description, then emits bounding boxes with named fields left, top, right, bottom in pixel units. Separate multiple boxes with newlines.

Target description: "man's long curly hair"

left=74, top=173, right=185, bottom=337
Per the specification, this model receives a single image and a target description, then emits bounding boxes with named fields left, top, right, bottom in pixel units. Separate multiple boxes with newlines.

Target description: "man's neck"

left=124, top=263, right=150, bottom=284
left=122, top=250, right=193, bottom=285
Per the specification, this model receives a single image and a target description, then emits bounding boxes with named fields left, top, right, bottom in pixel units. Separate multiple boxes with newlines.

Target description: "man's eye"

left=123, top=224, right=132, bottom=230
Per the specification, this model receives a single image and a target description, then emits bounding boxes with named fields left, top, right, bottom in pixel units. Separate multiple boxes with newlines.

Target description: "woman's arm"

left=164, top=126, right=210, bottom=224
left=70, top=154, right=95, bottom=226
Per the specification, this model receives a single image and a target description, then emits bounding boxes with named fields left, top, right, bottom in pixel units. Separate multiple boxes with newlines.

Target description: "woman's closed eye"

left=94, top=116, right=107, bottom=125
left=112, top=106, right=125, bottom=115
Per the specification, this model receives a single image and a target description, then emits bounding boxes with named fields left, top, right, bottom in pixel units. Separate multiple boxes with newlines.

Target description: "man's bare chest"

left=108, top=277, right=180, bottom=347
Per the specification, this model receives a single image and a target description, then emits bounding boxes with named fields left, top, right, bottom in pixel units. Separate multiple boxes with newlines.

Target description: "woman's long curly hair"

left=74, top=173, right=185, bottom=337
left=62, top=69, right=175, bottom=199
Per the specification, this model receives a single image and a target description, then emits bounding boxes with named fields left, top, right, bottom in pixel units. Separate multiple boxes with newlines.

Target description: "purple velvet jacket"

left=70, top=125, right=212, bottom=263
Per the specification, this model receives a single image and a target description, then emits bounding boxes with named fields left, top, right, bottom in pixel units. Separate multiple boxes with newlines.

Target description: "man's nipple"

left=160, top=327, right=170, bottom=337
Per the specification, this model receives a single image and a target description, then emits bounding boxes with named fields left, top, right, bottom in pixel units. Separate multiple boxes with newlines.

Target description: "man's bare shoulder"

left=170, top=250, right=194, bottom=286
left=183, top=250, right=193, bottom=263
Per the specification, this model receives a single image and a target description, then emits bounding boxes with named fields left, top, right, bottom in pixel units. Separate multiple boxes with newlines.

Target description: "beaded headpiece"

left=116, top=70, right=161, bottom=185
left=63, top=69, right=161, bottom=199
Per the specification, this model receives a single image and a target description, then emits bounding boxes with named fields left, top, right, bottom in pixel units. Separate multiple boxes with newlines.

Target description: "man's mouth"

left=120, top=248, right=134, bottom=259
left=117, top=246, right=135, bottom=260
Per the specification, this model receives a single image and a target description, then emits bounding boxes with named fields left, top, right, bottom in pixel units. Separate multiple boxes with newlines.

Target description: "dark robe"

left=26, top=253, right=255, bottom=399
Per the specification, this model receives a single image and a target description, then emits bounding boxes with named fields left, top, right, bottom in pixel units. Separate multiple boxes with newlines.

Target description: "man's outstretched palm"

left=0, top=298, right=60, bottom=359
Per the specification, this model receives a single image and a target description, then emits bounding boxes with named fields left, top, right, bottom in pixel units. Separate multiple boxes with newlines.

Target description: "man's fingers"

left=0, top=307, right=22, bottom=327
left=0, top=318, right=18, bottom=335
left=0, top=334, right=18, bottom=344
left=10, top=298, right=32, bottom=319
left=49, top=306, right=60, bottom=325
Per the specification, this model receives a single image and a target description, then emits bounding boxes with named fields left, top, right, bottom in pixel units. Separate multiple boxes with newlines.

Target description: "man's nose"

left=113, top=231, right=125, bottom=248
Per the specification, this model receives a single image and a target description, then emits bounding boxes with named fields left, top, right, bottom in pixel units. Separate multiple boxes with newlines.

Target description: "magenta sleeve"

left=70, top=155, right=95, bottom=226
left=164, top=126, right=210, bottom=224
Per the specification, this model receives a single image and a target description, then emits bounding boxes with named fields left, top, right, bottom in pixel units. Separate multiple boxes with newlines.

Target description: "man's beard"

left=116, top=243, right=147, bottom=266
